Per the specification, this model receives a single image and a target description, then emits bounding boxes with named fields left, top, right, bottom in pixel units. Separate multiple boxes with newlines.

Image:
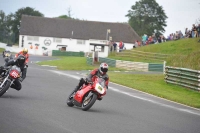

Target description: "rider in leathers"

left=15, top=48, right=29, bottom=81
left=74, top=63, right=109, bottom=100
left=0, top=55, right=26, bottom=91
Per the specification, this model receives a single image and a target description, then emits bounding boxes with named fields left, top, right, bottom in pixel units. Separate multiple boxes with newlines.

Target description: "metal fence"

left=165, top=66, right=200, bottom=91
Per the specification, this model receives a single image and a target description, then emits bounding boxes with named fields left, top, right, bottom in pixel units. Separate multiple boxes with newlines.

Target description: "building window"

left=59, top=47, right=66, bottom=51
left=77, top=40, right=85, bottom=45
left=91, top=46, right=105, bottom=52
left=27, top=36, right=39, bottom=41
left=99, top=46, right=105, bottom=52
left=53, top=38, right=62, bottom=43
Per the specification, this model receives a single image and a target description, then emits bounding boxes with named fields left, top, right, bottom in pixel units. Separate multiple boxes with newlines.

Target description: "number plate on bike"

left=95, top=83, right=105, bottom=94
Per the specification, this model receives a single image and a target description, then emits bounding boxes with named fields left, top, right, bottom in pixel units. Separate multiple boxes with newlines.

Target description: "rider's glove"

left=106, top=86, right=108, bottom=90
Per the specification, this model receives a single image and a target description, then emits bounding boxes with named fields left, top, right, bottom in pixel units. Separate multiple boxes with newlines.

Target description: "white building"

left=19, top=15, right=141, bottom=57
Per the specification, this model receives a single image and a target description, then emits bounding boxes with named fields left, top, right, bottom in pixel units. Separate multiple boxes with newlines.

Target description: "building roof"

left=20, top=15, right=141, bottom=43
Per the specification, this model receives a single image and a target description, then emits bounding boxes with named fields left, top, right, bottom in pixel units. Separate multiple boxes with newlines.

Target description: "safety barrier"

left=87, top=57, right=164, bottom=72
left=116, top=60, right=149, bottom=71
left=86, top=57, right=93, bottom=65
left=99, top=57, right=116, bottom=67
left=116, top=49, right=171, bottom=61
left=165, top=66, right=200, bottom=91
left=149, top=63, right=164, bottom=72
left=52, top=50, right=84, bottom=57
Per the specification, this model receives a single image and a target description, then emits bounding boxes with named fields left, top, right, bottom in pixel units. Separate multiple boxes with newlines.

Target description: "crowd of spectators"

left=134, top=23, right=200, bottom=47
left=185, top=24, right=200, bottom=38
left=108, top=23, right=200, bottom=52
left=109, top=41, right=126, bottom=52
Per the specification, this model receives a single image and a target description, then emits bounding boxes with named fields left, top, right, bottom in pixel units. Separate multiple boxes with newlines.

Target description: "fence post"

left=163, top=61, right=166, bottom=74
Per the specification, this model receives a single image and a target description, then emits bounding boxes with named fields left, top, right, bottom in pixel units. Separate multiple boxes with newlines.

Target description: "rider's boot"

left=74, top=85, right=81, bottom=92
left=97, top=97, right=103, bottom=101
left=10, top=83, right=21, bottom=91
left=74, top=86, right=79, bottom=92
left=74, top=79, right=85, bottom=92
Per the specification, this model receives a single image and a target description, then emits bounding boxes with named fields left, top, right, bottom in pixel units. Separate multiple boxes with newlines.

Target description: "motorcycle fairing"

left=74, top=85, right=92, bottom=103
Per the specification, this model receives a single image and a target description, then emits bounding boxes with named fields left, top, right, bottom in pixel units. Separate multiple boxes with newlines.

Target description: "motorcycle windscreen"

left=94, top=83, right=106, bottom=94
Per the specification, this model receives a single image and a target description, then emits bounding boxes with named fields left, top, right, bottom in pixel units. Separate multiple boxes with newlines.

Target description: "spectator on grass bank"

left=113, top=41, right=117, bottom=52
left=174, top=31, right=179, bottom=40
left=192, top=24, right=197, bottom=38
left=185, top=28, right=189, bottom=36
left=157, top=37, right=162, bottom=43
left=185, top=28, right=190, bottom=38
left=133, top=40, right=138, bottom=48
left=152, top=34, right=158, bottom=44
left=147, top=36, right=154, bottom=44
left=160, top=35, right=166, bottom=42
left=119, top=41, right=124, bottom=52
left=197, top=24, right=200, bottom=37
left=178, top=30, right=183, bottom=38
left=142, top=34, right=146, bottom=46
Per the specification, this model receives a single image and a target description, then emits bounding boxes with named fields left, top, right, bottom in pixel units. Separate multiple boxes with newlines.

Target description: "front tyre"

left=0, top=81, right=11, bottom=97
left=82, top=92, right=97, bottom=111
left=67, top=90, right=75, bottom=107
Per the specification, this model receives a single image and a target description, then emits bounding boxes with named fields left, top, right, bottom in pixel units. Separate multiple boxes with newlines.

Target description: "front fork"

left=0, top=75, right=14, bottom=88
left=85, top=91, right=97, bottom=101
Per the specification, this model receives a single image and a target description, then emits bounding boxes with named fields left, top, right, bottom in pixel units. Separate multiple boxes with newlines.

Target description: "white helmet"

left=99, top=63, right=108, bottom=75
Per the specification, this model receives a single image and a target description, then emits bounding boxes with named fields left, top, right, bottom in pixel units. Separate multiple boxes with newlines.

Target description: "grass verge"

left=109, top=72, right=200, bottom=108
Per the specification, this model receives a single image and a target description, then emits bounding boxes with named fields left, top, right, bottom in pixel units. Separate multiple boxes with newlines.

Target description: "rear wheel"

left=82, top=92, right=97, bottom=111
left=0, top=81, right=11, bottom=97
left=67, top=90, right=75, bottom=107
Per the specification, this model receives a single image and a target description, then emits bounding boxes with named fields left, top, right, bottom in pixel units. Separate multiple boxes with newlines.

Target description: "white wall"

left=0, top=42, right=22, bottom=54
left=123, top=42, right=135, bottom=50
left=19, top=35, right=110, bottom=57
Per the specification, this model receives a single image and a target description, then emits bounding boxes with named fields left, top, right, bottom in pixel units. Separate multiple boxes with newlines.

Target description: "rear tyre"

left=82, top=92, right=97, bottom=111
left=0, top=81, right=11, bottom=97
left=67, top=90, right=75, bottom=107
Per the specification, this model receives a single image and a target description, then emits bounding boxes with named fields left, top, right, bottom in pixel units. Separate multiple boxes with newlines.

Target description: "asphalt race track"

left=0, top=55, right=200, bottom=133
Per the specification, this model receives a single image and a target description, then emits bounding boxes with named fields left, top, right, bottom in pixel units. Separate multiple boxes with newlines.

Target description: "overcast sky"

left=1, top=0, right=200, bottom=37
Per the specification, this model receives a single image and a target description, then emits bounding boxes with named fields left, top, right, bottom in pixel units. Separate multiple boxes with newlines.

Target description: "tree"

left=0, top=10, right=6, bottom=31
left=0, top=10, right=6, bottom=34
left=57, top=7, right=76, bottom=20
left=58, top=15, right=71, bottom=19
left=11, top=7, right=44, bottom=43
left=0, top=10, right=12, bottom=43
left=126, top=0, right=168, bottom=37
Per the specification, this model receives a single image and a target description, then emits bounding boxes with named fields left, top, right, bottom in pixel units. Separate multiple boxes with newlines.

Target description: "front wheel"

left=0, top=81, right=11, bottom=97
left=82, top=92, right=97, bottom=111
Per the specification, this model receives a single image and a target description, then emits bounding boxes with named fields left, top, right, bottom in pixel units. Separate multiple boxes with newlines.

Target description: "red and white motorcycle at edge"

left=67, top=76, right=107, bottom=111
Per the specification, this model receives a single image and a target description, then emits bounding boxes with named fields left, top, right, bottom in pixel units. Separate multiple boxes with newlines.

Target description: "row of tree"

left=0, top=0, right=168, bottom=44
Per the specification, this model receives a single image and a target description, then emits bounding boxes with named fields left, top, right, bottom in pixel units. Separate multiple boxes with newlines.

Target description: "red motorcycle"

left=67, top=76, right=107, bottom=111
